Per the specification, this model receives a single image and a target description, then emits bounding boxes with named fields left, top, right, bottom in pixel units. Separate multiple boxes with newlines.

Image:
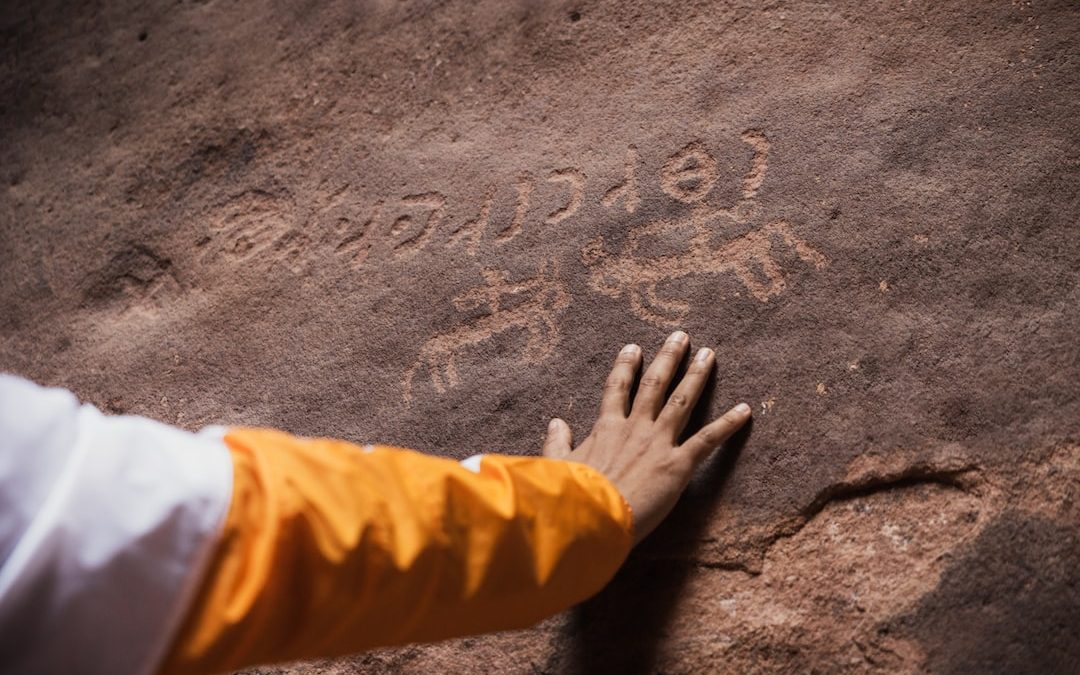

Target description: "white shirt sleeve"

left=0, top=374, right=234, bottom=675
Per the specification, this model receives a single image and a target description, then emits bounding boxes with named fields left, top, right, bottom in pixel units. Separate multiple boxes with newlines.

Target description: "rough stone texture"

left=2, top=0, right=1078, bottom=672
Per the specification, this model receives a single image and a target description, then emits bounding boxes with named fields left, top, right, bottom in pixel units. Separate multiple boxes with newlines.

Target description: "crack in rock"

left=760, top=461, right=981, bottom=565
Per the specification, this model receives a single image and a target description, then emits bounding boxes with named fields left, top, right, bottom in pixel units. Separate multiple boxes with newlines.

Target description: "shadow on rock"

left=890, top=510, right=1080, bottom=675
left=550, top=365, right=753, bottom=674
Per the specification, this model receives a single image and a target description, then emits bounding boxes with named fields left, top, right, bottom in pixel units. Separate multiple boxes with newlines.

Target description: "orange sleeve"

left=157, top=427, right=634, bottom=675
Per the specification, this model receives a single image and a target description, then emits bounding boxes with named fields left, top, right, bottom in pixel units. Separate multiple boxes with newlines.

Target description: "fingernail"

left=735, top=402, right=751, bottom=415
left=668, top=330, right=688, bottom=344
left=549, top=418, right=560, bottom=431
left=695, top=347, right=713, bottom=363
left=621, top=343, right=640, bottom=355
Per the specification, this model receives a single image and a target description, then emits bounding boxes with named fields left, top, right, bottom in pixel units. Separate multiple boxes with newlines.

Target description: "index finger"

left=678, top=403, right=752, bottom=464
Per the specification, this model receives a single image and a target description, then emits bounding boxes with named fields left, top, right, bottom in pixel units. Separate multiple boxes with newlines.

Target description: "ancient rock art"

left=582, top=131, right=828, bottom=327
left=545, top=168, right=585, bottom=225
left=203, top=187, right=306, bottom=270
left=601, top=145, right=641, bottom=214
left=583, top=215, right=827, bottom=326
left=333, top=200, right=383, bottom=269
left=390, top=192, right=445, bottom=256
left=660, top=140, right=719, bottom=204
left=495, top=175, right=533, bottom=242
left=446, top=188, right=494, bottom=256
left=313, top=137, right=758, bottom=267
left=203, top=191, right=298, bottom=263
left=403, top=261, right=570, bottom=402
left=193, top=134, right=822, bottom=334
left=739, top=130, right=769, bottom=199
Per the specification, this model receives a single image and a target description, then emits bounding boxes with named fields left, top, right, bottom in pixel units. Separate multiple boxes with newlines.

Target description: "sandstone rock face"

left=2, top=1, right=1078, bottom=672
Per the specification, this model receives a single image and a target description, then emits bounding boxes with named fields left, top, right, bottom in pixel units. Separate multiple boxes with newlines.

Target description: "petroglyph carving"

left=391, top=192, right=446, bottom=255
left=601, top=145, right=641, bottom=213
left=334, top=200, right=383, bottom=268
left=660, top=141, right=719, bottom=204
left=315, top=182, right=351, bottom=216
left=495, top=175, right=532, bottom=242
left=447, top=188, right=494, bottom=256
left=204, top=191, right=302, bottom=265
left=404, top=260, right=570, bottom=401
left=740, top=129, right=769, bottom=200
left=583, top=131, right=827, bottom=327
left=313, top=130, right=780, bottom=271
left=545, top=168, right=585, bottom=225
left=584, top=214, right=827, bottom=326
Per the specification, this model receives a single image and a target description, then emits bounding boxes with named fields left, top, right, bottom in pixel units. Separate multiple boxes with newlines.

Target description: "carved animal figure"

left=404, top=260, right=570, bottom=401
left=582, top=206, right=828, bottom=327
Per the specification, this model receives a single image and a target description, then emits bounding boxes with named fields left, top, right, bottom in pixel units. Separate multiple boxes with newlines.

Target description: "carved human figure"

left=403, top=260, right=570, bottom=401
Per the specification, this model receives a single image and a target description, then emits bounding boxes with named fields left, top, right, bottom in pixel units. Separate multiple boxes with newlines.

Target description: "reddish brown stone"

left=2, top=1, right=1078, bottom=671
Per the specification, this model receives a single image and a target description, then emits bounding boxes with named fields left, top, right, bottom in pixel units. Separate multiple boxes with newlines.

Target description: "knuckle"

left=658, top=344, right=683, bottom=357
left=615, top=353, right=638, bottom=365
left=595, top=417, right=623, bottom=433
left=698, top=426, right=719, bottom=446
left=667, top=392, right=689, bottom=408
left=640, top=374, right=664, bottom=389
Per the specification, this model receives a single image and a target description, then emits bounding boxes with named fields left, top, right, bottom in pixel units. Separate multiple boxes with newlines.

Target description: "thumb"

left=542, top=418, right=573, bottom=459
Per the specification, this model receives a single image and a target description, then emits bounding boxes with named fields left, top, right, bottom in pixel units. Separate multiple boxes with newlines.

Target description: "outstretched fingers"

left=656, top=347, right=714, bottom=438
left=599, top=343, right=642, bottom=418
left=631, top=331, right=689, bottom=419
left=679, top=403, right=752, bottom=465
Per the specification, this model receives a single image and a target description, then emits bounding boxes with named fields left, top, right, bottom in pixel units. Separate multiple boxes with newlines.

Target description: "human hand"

left=542, top=331, right=751, bottom=545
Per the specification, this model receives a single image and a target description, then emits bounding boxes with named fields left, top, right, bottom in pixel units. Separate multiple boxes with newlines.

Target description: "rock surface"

left=2, top=0, right=1078, bottom=672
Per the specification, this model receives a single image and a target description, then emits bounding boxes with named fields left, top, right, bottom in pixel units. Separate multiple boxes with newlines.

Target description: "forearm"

left=159, top=427, right=634, bottom=675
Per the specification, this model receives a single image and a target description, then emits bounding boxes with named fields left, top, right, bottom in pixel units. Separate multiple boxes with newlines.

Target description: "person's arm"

left=158, top=429, right=634, bottom=674
left=0, top=331, right=750, bottom=675
left=159, top=331, right=751, bottom=674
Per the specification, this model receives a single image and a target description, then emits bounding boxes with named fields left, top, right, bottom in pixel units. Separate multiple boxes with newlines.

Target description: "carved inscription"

left=403, top=261, right=570, bottom=401
left=197, top=131, right=827, bottom=401
left=391, top=192, right=446, bottom=256
left=601, top=145, right=641, bottom=214
left=447, top=189, right=493, bottom=256
left=497, top=175, right=532, bottom=242
left=545, top=168, right=585, bottom=225
left=319, top=147, right=630, bottom=265
left=334, top=200, right=383, bottom=268
left=660, top=141, right=719, bottom=204
left=204, top=191, right=294, bottom=262
left=201, top=190, right=309, bottom=273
